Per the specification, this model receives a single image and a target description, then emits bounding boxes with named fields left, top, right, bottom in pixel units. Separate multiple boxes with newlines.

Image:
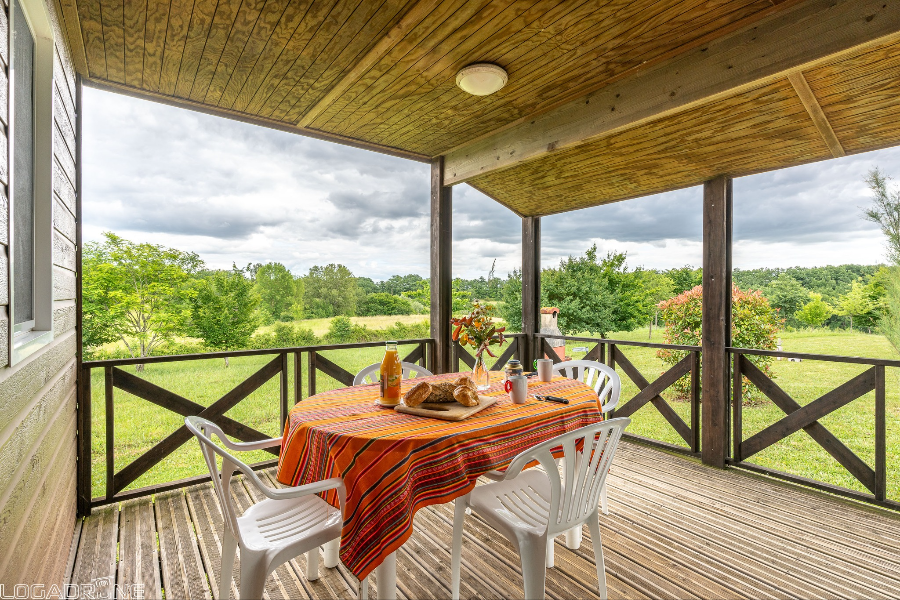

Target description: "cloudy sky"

left=83, top=87, right=898, bottom=281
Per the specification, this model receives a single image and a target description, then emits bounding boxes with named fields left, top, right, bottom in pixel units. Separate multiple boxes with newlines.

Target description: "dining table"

left=276, top=370, right=604, bottom=599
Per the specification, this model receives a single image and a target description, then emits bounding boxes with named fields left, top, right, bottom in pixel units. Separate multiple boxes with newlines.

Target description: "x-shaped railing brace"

left=738, top=355, right=877, bottom=494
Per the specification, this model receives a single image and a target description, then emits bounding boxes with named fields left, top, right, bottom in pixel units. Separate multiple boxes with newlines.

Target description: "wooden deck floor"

left=67, top=442, right=900, bottom=599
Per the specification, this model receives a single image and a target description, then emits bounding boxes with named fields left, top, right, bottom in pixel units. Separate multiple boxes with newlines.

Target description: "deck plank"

left=117, top=499, right=162, bottom=598
left=67, top=441, right=900, bottom=600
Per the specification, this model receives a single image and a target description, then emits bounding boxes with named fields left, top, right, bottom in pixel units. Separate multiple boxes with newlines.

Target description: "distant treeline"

left=83, top=232, right=884, bottom=361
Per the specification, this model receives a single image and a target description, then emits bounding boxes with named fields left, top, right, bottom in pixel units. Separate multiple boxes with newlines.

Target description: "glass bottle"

left=380, top=341, right=402, bottom=405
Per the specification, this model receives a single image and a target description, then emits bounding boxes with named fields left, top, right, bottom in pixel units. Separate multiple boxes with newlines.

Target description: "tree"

left=254, top=262, right=297, bottom=323
left=290, top=277, right=305, bottom=320
left=378, top=274, right=424, bottom=295
left=304, top=264, right=359, bottom=317
left=499, top=270, right=523, bottom=332
left=190, top=269, right=259, bottom=360
left=82, top=232, right=201, bottom=365
left=358, top=292, right=413, bottom=316
left=865, top=168, right=900, bottom=264
left=763, top=274, right=808, bottom=327
left=796, top=293, right=834, bottom=328
left=864, top=169, right=900, bottom=348
left=542, top=246, right=646, bottom=336
left=666, top=265, right=703, bottom=294
left=400, top=279, right=471, bottom=313
left=638, top=270, right=674, bottom=338
left=836, top=280, right=874, bottom=331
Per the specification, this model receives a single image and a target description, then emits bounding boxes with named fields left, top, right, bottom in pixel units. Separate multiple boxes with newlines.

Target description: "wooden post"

left=75, top=74, right=91, bottom=516
left=430, top=157, right=452, bottom=373
left=522, top=217, right=540, bottom=369
left=702, top=175, right=732, bottom=468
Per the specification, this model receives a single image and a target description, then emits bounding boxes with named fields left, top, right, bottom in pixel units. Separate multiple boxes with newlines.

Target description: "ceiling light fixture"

left=456, top=63, right=508, bottom=96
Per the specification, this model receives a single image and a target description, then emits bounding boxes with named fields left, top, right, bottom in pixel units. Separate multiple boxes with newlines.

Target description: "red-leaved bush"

left=656, top=285, right=782, bottom=403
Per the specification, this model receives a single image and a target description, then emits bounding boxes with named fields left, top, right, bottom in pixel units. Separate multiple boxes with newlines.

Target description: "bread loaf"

left=403, top=382, right=432, bottom=407
left=453, top=376, right=476, bottom=390
left=427, top=381, right=458, bottom=403
left=453, top=386, right=480, bottom=407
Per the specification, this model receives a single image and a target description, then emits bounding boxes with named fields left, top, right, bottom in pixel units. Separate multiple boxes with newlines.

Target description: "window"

left=12, top=0, right=35, bottom=333
left=9, top=0, right=53, bottom=364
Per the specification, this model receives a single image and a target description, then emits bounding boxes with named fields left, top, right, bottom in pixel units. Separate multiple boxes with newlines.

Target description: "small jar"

left=505, top=359, right=524, bottom=381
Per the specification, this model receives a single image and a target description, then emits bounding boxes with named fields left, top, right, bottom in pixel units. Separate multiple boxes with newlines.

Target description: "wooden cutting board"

left=394, top=395, right=497, bottom=421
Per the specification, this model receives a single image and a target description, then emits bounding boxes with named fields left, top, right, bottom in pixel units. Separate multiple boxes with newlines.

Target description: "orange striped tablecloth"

left=277, top=372, right=603, bottom=578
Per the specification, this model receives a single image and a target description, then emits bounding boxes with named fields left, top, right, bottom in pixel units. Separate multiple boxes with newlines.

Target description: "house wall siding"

left=0, top=0, right=78, bottom=587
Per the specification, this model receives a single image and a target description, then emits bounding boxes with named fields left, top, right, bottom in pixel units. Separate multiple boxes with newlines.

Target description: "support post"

left=430, top=157, right=452, bottom=373
left=75, top=74, right=90, bottom=516
left=702, top=175, right=732, bottom=468
left=522, top=217, right=540, bottom=369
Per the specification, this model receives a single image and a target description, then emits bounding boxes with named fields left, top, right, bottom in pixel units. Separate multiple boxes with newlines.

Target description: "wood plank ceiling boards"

left=56, top=0, right=900, bottom=216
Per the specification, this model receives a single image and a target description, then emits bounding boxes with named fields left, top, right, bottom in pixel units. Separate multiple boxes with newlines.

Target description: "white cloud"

left=83, top=87, right=899, bottom=279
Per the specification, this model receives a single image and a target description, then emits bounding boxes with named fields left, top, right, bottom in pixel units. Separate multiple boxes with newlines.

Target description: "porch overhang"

left=56, top=0, right=900, bottom=216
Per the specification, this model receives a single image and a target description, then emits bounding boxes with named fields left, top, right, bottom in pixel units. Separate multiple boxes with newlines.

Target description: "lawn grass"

left=255, top=314, right=428, bottom=337
left=88, top=327, right=900, bottom=504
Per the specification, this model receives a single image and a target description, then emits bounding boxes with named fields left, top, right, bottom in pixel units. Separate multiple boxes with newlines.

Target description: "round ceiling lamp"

left=456, top=63, right=508, bottom=96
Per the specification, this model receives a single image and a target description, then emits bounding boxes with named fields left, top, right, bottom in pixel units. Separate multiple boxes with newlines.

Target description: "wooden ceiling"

left=54, top=0, right=900, bottom=216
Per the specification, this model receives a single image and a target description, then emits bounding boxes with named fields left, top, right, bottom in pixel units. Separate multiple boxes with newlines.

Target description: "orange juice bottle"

left=380, top=341, right=402, bottom=405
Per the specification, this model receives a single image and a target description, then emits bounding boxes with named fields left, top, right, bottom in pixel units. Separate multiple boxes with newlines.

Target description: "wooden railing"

left=79, top=338, right=433, bottom=512
left=729, top=347, right=897, bottom=510
left=536, top=334, right=702, bottom=455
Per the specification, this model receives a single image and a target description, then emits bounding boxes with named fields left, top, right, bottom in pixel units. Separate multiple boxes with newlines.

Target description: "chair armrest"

left=256, top=477, right=345, bottom=501
left=219, top=437, right=282, bottom=452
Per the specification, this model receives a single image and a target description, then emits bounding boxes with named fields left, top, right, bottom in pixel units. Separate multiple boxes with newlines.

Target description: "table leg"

left=375, top=551, right=397, bottom=600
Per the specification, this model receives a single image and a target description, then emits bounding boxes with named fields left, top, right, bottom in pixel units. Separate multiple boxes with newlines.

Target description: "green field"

left=87, top=327, right=900, bottom=503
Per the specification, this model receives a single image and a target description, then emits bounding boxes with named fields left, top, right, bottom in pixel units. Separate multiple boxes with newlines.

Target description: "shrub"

left=657, top=285, right=782, bottom=403
left=358, top=293, right=413, bottom=316
left=326, top=316, right=356, bottom=344
left=250, top=322, right=320, bottom=349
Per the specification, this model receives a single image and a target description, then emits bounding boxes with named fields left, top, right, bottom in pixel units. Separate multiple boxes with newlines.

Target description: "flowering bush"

left=656, top=285, right=782, bottom=403
left=451, top=301, right=506, bottom=358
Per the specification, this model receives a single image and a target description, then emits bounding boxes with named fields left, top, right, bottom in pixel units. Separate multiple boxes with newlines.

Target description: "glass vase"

left=472, top=353, right=491, bottom=390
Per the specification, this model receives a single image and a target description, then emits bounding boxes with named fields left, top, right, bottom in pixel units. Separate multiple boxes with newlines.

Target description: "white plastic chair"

left=451, top=418, right=630, bottom=600
left=486, top=360, right=621, bottom=520
left=185, top=416, right=363, bottom=600
left=353, top=361, right=433, bottom=385
left=553, top=360, right=621, bottom=415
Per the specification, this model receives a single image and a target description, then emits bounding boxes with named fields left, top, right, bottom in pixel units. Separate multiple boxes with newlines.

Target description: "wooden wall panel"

left=0, top=0, right=80, bottom=589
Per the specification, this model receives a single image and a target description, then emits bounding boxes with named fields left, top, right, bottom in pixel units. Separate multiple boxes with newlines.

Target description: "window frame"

left=8, top=0, right=54, bottom=365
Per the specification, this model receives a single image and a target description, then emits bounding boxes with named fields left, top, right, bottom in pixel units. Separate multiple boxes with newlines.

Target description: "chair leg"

left=359, top=576, right=369, bottom=600
left=219, top=529, right=237, bottom=600
left=586, top=511, right=608, bottom=600
left=519, top=535, right=548, bottom=600
left=546, top=536, right=555, bottom=568
left=600, top=482, right=609, bottom=516
left=324, top=538, right=340, bottom=569
left=564, top=526, right=583, bottom=549
left=306, top=547, right=320, bottom=581
left=451, top=495, right=469, bottom=600
left=239, top=552, right=268, bottom=600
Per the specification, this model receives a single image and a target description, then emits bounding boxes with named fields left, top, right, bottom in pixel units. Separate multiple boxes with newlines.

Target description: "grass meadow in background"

left=87, top=325, right=900, bottom=503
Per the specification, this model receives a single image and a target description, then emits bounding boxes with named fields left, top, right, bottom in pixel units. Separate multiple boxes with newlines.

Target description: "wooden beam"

left=430, top=157, right=452, bottom=373
left=702, top=176, right=731, bottom=468
left=296, top=0, right=440, bottom=128
left=82, top=79, right=431, bottom=164
left=443, top=0, right=900, bottom=185
left=521, top=217, right=540, bottom=370
left=787, top=71, right=845, bottom=158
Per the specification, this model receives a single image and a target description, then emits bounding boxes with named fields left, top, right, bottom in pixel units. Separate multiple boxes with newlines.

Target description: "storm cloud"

left=83, top=87, right=896, bottom=279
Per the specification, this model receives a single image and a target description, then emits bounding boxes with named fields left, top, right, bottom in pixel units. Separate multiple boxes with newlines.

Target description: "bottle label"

left=380, top=375, right=385, bottom=398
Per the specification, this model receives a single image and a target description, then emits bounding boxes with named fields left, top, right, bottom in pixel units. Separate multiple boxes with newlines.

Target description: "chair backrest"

left=553, top=360, right=620, bottom=413
left=185, top=416, right=253, bottom=543
left=353, top=362, right=434, bottom=385
left=505, top=418, right=630, bottom=536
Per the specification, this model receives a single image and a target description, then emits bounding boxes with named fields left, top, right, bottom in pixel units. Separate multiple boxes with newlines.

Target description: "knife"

left=534, top=395, right=569, bottom=405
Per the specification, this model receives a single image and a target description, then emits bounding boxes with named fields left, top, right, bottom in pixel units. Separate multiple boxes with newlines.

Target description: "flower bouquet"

left=451, top=301, right=506, bottom=389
